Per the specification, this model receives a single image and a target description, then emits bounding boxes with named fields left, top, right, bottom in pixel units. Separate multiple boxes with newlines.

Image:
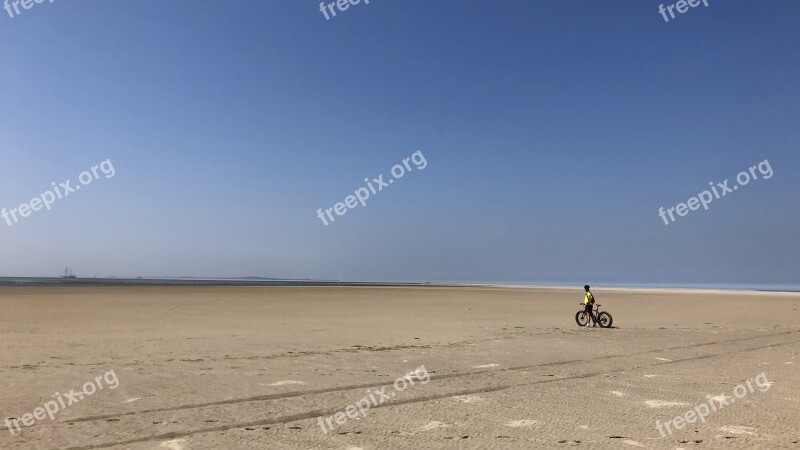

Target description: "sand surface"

left=1, top=285, right=799, bottom=449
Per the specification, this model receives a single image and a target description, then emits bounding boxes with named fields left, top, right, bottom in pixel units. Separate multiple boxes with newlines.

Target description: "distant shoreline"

left=0, top=276, right=430, bottom=288
left=0, top=277, right=797, bottom=293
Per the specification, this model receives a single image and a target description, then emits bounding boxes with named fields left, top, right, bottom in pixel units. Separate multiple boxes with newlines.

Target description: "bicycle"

left=575, top=303, right=613, bottom=328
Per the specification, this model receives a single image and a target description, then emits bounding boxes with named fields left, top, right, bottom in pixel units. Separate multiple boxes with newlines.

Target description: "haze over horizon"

left=2, top=1, right=799, bottom=288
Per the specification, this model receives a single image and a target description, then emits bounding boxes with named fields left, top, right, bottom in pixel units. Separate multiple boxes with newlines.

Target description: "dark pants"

left=584, top=304, right=596, bottom=323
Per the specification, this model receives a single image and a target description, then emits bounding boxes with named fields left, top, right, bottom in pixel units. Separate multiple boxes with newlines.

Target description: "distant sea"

left=482, top=281, right=800, bottom=293
left=0, top=277, right=797, bottom=292
left=0, top=277, right=424, bottom=287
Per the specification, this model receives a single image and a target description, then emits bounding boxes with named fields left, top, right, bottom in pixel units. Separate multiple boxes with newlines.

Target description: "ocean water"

left=1, top=277, right=797, bottom=292
left=478, top=280, right=800, bottom=293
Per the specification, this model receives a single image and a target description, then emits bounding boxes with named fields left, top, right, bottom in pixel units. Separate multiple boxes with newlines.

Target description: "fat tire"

left=598, top=312, right=613, bottom=328
left=575, top=311, right=589, bottom=327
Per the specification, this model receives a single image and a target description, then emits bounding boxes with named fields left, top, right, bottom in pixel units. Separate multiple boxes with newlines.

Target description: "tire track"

left=62, top=333, right=800, bottom=449
left=68, top=329, right=798, bottom=424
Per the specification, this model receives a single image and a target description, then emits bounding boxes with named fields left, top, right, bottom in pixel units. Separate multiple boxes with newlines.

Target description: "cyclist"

left=583, top=285, right=596, bottom=327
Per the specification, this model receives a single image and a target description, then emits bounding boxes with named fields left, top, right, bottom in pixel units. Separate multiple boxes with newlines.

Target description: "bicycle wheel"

left=575, top=311, right=589, bottom=327
left=597, top=312, right=613, bottom=328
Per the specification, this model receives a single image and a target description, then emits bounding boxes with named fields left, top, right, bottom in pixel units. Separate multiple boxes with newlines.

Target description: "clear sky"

left=1, top=0, right=798, bottom=287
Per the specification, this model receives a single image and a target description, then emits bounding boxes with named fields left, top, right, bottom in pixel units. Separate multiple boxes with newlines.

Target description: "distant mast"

left=63, top=267, right=76, bottom=279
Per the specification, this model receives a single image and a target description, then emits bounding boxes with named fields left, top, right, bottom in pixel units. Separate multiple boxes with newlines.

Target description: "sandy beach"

left=1, top=285, right=798, bottom=449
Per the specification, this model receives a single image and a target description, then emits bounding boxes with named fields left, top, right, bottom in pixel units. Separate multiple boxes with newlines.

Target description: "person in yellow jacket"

left=583, top=285, right=596, bottom=327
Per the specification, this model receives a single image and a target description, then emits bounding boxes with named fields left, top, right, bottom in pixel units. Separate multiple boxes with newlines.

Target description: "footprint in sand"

left=160, top=439, right=187, bottom=450
left=267, top=380, right=306, bottom=386
left=473, top=364, right=500, bottom=368
left=414, top=421, right=449, bottom=433
left=453, top=395, right=483, bottom=403
left=506, top=419, right=537, bottom=427
left=655, top=357, right=671, bottom=361
left=708, top=394, right=733, bottom=404
left=645, top=400, right=689, bottom=408
left=610, top=391, right=625, bottom=397
left=123, top=398, right=141, bottom=403
left=719, top=425, right=758, bottom=436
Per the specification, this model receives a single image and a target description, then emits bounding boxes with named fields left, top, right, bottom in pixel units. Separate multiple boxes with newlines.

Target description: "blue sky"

left=1, top=0, right=798, bottom=286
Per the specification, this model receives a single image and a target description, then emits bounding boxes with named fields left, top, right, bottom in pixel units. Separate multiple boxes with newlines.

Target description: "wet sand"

left=1, top=285, right=798, bottom=449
